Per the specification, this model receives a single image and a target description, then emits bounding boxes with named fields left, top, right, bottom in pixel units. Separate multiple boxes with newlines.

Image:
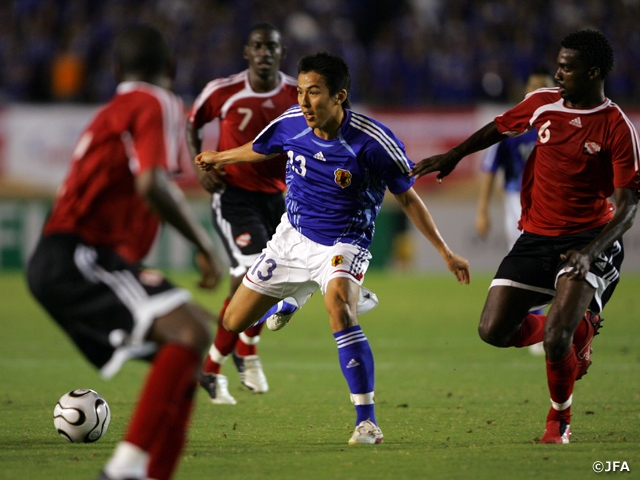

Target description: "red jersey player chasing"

left=412, top=29, right=640, bottom=444
left=27, top=25, right=223, bottom=480
left=187, top=23, right=297, bottom=404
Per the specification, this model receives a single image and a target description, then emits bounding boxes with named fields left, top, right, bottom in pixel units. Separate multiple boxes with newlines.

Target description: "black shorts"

left=493, top=227, right=624, bottom=314
left=211, top=185, right=285, bottom=274
left=26, top=234, right=191, bottom=377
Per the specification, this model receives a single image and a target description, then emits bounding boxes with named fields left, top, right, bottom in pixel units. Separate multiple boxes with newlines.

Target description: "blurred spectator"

left=1, top=0, right=640, bottom=106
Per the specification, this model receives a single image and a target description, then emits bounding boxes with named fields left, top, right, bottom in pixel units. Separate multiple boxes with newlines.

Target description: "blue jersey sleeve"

left=253, top=106, right=305, bottom=156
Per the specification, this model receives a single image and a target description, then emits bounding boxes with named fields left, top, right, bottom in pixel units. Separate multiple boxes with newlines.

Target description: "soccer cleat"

left=266, top=298, right=299, bottom=331
left=540, top=418, right=571, bottom=444
left=233, top=353, right=269, bottom=393
left=574, top=311, right=603, bottom=380
left=348, top=419, right=384, bottom=445
left=356, top=286, right=378, bottom=315
left=199, top=373, right=237, bottom=405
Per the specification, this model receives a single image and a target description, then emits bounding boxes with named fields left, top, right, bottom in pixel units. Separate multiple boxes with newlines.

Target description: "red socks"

left=203, top=298, right=235, bottom=374
left=507, top=313, right=546, bottom=347
left=125, top=343, right=201, bottom=480
left=235, top=322, right=264, bottom=356
left=545, top=349, right=577, bottom=421
left=203, top=297, right=264, bottom=372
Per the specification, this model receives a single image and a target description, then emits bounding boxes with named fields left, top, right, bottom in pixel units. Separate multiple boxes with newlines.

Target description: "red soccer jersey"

left=44, top=81, right=185, bottom=262
left=188, top=70, right=298, bottom=193
left=495, top=88, right=640, bottom=236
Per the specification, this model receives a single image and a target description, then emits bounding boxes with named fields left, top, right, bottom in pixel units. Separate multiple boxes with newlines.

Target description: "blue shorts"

left=491, top=227, right=623, bottom=314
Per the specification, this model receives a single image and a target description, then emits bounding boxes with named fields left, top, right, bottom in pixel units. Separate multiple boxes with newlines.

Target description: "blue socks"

left=334, top=325, right=376, bottom=425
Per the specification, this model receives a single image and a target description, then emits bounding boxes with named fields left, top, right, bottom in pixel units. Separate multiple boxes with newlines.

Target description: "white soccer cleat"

left=356, top=286, right=378, bottom=315
left=266, top=298, right=299, bottom=331
left=199, top=373, right=237, bottom=405
left=237, top=354, right=269, bottom=393
left=348, top=419, right=384, bottom=445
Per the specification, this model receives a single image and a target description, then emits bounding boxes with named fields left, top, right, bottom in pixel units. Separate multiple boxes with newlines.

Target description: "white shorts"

left=243, top=215, right=372, bottom=307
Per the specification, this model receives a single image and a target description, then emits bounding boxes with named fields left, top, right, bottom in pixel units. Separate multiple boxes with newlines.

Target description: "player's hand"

left=194, top=250, right=224, bottom=290
left=560, top=250, right=591, bottom=280
left=195, top=150, right=224, bottom=172
left=197, top=169, right=226, bottom=194
left=410, top=151, right=462, bottom=181
left=444, top=252, right=471, bottom=285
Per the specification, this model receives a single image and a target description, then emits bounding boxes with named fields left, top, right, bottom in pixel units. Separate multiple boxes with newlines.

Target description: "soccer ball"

left=53, top=389, right=111, bottom=443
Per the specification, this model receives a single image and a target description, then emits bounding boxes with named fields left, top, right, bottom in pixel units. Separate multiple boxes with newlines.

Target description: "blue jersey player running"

left=196, top=51, right=471, bottom=445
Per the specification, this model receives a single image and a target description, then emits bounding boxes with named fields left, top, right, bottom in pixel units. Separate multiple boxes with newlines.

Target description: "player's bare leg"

left=479, top=285, right=550, bottom=348
left=102, top=304, right=211, bottom=480
left=201, top=274, right=269, bottom=402
left=325, top=278, right=383, bottom=445
left=223, top=283, right=282, bottom=333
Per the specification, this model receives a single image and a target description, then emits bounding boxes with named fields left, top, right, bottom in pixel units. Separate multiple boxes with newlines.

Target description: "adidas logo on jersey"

left=262, top=99, right=275, bottom=109
left=595, top=260, right=608, bottom=271
left=346, top=358, right=360, bottom=369
left=569, top=117, right=582, bottom=128
left=313, top=151, right=326, bottom=161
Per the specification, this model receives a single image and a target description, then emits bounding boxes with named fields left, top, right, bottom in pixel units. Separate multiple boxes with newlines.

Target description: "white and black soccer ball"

left=53, top=389, right=111, bottom=443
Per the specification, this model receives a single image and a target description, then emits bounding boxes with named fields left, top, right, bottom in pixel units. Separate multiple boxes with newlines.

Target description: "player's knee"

left=221, top=310, right=244, bottom=334
left=543, top=326, right=573, bottom=359
left=179, top=316, right=211, bottom=353
left=152, top=304, right=212, bottom=354
left=478, top=317, right=510, bottom=347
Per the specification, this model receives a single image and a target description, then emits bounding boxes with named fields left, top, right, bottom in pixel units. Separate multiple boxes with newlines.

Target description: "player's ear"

left=243, top=44, right=250, bottom=61
left=335, top=89, right=348, bottom=106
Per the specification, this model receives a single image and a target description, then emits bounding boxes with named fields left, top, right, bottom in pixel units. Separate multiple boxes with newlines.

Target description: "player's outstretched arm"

left=136, top=167, right=224, bottom=289
left=411, top=121, right=505, bottom=181
left=394, top=188, right=470, bottom=284
left=195, top=141, right=276, bottom=172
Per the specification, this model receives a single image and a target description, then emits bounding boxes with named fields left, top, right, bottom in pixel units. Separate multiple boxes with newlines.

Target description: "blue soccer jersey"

left=252, top=106, right=415, bottom=248
left=481, top=128, right=537, bottom=193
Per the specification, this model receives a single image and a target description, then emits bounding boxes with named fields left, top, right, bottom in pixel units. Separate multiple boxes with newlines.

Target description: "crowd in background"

left=2, top=0, right=640, bottom=107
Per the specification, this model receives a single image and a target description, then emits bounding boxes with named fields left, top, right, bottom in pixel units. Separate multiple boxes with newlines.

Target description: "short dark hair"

left=114, top=25, right=171, bottom=79
left=246, top=23, right=279, bottom=43
left=561, top=29, right=614, bottom=79
left=298, top=52, right=351, bottom=109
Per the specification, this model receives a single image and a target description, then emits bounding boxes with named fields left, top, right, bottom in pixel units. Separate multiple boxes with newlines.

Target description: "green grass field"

left=1, top=269, right=639, bottom=480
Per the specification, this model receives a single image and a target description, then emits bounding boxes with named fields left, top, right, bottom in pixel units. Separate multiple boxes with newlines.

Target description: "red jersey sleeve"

left=129, top=97, right=169, bottom=173
left=188, top=78, right=226, bottom=129
left=608, top=109, right=640, bottom=190
left=494, top=89, right=556, bottom=137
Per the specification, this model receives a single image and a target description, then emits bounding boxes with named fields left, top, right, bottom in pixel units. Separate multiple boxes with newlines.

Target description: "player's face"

left=297, top=71, right=346, bottom=139
left=554, top=47, right=595, bottom=106
left=244, top=29, right=284, bottom=79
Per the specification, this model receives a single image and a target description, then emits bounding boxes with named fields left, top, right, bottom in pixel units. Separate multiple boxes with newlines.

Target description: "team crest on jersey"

left=139, top=269, right=164, bottom=287
left=583, top=140, right=602, bottom=156
left=331, top=255, right=344, bottom=267
left=334, top=168, right=352, bottom=188
left=235, top=232, right=252, bottom=248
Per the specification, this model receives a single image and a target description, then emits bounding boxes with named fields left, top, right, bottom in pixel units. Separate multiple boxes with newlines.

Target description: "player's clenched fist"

left=194, top=150, right=220, bottom=171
